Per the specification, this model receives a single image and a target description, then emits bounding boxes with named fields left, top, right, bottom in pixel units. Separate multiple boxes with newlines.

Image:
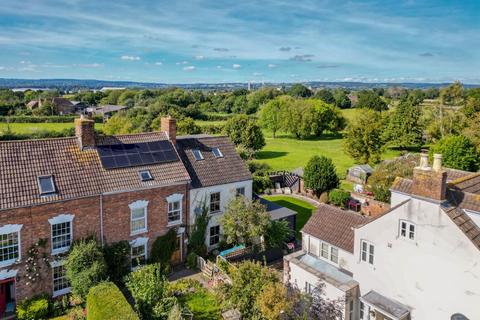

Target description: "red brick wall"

left=0, top=182, right=189, bottom=302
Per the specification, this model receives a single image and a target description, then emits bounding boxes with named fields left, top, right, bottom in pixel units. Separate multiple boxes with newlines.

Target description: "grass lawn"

left=181, top=289, right=222, bottom=320
left=263, top=195, right=316, bottom=237
left=0, top=122, right=103, bottom=134
left=195, top=120, right=226, bottom=127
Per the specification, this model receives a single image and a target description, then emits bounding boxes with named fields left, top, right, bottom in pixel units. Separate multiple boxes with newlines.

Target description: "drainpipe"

left=100, top=194, right=104, bottom=246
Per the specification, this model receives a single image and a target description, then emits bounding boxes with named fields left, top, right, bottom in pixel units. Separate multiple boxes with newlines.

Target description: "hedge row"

left=87, top=282, right=139, bottom=320
left=0, top=115, right=103, bottom=123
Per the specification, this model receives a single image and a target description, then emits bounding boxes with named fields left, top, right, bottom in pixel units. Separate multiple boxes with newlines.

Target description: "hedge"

left=16, top=294, right=50, bottom=320
left=87, top=282, right=139, bottom=320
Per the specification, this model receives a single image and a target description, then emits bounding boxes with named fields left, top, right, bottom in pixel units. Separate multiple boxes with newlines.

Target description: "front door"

left=0, top=281, right=5, bottom=316
left=0, top=279, right=14, bottom=317
left=171, top=235, right=182, bottom=265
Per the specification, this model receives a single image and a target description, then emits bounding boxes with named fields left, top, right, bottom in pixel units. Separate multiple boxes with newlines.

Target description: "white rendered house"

left=284, top=153, right=480, bottom=320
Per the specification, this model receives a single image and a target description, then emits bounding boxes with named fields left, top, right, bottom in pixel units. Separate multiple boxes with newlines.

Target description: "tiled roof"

left=176, top=135, right=252, bottom=189
left=0, top=132, right=190, bottom=210
left=441, top=203, right=480, bottom=250
left=302, top=204, right=369, bottom=253
left=449, top=172, right=480, bottom=195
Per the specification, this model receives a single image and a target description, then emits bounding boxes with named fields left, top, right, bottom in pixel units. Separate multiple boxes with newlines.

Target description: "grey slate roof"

left=0, top=132, right=191, bottom=210
left=258, top=197, right=297, bottom=220
left=176, top=135, right=252, bottom=189
left=361, top=290, right=410, bottom=319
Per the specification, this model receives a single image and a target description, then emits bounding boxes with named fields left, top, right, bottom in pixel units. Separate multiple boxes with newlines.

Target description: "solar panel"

left=97, top=141, right=178, bottom=170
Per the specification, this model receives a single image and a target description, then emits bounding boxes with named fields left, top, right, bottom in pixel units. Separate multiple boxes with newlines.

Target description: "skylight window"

left=192, top=148, right=204, bottom=161
left=139, top=170, right=153, bottom=182
left=38, top=175, right=56, bottom=195
left=212, top=148, right=223, bottom=158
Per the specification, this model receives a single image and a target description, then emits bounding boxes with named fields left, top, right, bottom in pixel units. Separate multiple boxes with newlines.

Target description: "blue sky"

left=0, top=0, right=479, bottom=84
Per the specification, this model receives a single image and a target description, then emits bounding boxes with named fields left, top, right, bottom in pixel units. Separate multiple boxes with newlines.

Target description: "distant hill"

left=0, top=78, right=479, bottom=91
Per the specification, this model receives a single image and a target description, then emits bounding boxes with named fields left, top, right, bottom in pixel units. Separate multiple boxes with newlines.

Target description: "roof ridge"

left=0, top=136, right=77, bottom=144
left=448, top=172, right=480, bottom=186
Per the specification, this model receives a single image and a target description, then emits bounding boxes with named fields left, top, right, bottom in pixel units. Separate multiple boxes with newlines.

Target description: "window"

left=52, top=263, right=70, bottom=297
left=166, top=194, right=184, bottom=225
left=361, top=240, right=374, bottom=265
left=210, top=192, right=221, bottom=213
left=321, top=242, right=329, bottom=259
left=212, top=147, right=223, bottom=158
left=400, top=220, right=415, bottom=240
left=139, top=170, right=153, bottom=181
left=131, top=242, right=147, bottom=269
left=236, top=187, right=245, bottom=197
left=192, top=148, right=204, bottom=161
left=0, top=232, right=20, bottom=266
left=52, top=222, right=72, bottom=253
left=168, top=201, right=181, bottom=223
left=129, top=200, right=148, bottom=235
left=209, top=226, right=220, bottom=246
left=330, top=247, right=339, bottom=264
left=360, top=302, right=365, bottom=319
left=38, top=175, right=56, bottom=195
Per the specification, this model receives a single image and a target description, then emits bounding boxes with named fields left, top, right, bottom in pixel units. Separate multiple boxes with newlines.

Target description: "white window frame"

left=330, top=246, right=339, bottom=264
left=51, top=260, right=71, bottom=297
left=129, top=200, right=149, bottom=236
left=192, top=148, right=204, bottom=161
left=321, top=242, right=329, bottom=259
left=360, top=240, right=375, bottom=265
left=130, top=237, right=148, bottom=270
left=166, top=194, right=184, bottom=226
left=138, top=170, right=153, bottom=182
left=209, top=191, right=221, bottom=214
left=399, top=220, right=416, bottom=240
left=49, top=214, right=74, bottom=255
left=38, top=175, right=56, bottom=195
left=235, top=187, right=246, bottom=197
left=209, top=225, right=220, bottom=246
left=212, top=147, right=223, bottom=158
left=0, top=224, right=23, bottom=268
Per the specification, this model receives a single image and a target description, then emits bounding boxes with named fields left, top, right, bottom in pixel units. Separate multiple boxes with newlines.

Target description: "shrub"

left=66, top=306, right=86, bottom=320
left=430, top=135, right=480, bottom=171
left=87, top=282, right=139, bottom=320
left=303, top=155, right=339, bottom=196
left=150, top=229, right=178, bottom=267
left=103, top=240, right=131, bottom=284
left=186, top=252, right=198, bottom=269
left=16, top=294, right=49, bottom=320
left=65, top=239, right=107, bottom=298
left=188, top=200, right=210, bottom=257
left=328, top=189, right=350, bottom=207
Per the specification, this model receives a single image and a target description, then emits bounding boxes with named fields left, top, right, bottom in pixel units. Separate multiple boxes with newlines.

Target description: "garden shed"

left=346, top=164, right=373, bottom=184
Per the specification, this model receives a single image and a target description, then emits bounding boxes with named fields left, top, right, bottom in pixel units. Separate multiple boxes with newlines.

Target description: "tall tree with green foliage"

left=220, top=197, right=270, bottom=246
left=440, top=81, right=464, bottom=106
left=430, top=135, right=479, bottom=171
left=224, top=115, right=265, bottom=151
left=343, top=109, right=385, bottom=164
left=314, top=89, right=335, bottom=104
left=303, top=155, right=339, bottom=196
left=332, top=88, right=351, bottom=109
left=287, top=84, right=313, bottom=98
left=356, top=90, right=388, bottom=111
left=383, top=100, right=424, bottom=149
left=259, top=95, right=291, bottom=138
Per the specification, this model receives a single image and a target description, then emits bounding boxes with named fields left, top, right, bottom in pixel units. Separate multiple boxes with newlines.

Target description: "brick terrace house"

left=0, top=116, right=199, bottom=314
left=284, top=153, right=480, bottom=320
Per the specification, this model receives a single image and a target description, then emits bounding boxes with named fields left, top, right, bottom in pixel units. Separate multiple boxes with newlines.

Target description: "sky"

left=0, top=0, right=479, bottom=84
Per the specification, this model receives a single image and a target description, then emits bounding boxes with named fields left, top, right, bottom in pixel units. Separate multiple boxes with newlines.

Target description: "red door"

left=0, top=282, right=6, bottom=316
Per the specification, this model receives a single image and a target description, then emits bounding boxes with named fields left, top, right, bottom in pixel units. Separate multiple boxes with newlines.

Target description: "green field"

left=263, top=195, right=316, bottom=237
left=0, top=122, right=103, bottom=134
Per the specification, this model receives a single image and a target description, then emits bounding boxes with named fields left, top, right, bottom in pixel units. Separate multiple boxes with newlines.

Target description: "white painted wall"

left=352, top=193, right=480, bottom=320
left=189, top=180, right=252, bottom=249
left=302, top=233, right=355, bottom=271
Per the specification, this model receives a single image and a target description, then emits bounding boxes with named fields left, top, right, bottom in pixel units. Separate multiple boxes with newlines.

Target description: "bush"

left=303, top=155, right=339, bottom=196
left=150, top=229, right=178, bottom=267
left=328, top=189, right=350, bottom=207
left=66, top=306, right=86, bottom=320
left=16, top=294, right=50, bottom=320
left=87, top=282, right=139, bottom=320
left=186, top=252, right=198, bottom=269
left=430, top=135, right=480, bottom=171
left=65, top=239, right=107, bottom=298
left=103, top=240, right=131, bottom=284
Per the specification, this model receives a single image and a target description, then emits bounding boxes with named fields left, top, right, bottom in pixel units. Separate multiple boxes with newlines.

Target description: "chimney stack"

left=74, top=114, right=96, bottom=149
left=161, top=116, right=176, bottom=145
left=411, top=152, right=447, bottom=201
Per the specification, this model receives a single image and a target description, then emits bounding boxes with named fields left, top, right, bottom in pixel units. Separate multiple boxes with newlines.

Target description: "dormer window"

left=139, top=170, right=153, bottom=182
left=192, top=148, right=204, bottom=161
left=38, top=175, right=56, bottom=195
left=212, top=148, right=223, bottom=158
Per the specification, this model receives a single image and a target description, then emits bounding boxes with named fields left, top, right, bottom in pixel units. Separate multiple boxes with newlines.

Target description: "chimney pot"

left=418, top=151, right=430, bottom=170
left=432, top=154, right=443, bottom=172
left=161, top=116, right=176, bottom=145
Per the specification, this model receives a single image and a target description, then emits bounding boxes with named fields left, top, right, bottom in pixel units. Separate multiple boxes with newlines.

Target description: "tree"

left=224, top=115, right=265, bottom=151
left=462, top=112, right=480, bottom=151
left=430, top=135, right=479, bottom=171
left=383, top=100, right=423, bottom=149
left=188, top=200, right=210, bottom=257
left=332, top=89, right=351, bottom=109
left=303, top=155, right=339, bottom=196
left=65, top=239, right=107, bottom=298
left=220, top=197, right=270, bottom=246
left=256, top=282, right=292, bottom=320
left=356, top=90, right=388, bottom=111
left=367, top=154, right=419, bottom=202
left=259, top=95, right=291, bottom=138
left=264, top=220, right=291, bottom=249
left=314, top=89, right=335, bottom=104
left=287, top=84, right=312, bottom=98
left=176, top=117, right=201, bottom=135
left=103, top=241, right=131, bottom=285
left=440, top=81, right=464, bottom=106
left=343, top=110, right=384, bottom=164
left=103, top=114, right=135, bottom=134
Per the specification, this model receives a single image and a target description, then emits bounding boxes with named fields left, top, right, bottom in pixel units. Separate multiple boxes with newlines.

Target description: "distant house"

left=88, top=104, right=128, bottom=119
left=71, top=101, right=90, bottom=114
left=346, top=164, right=373, bottom=185
left=26, top=97, right=75, bottom=115
left=26, top=100, right=39, bottom=109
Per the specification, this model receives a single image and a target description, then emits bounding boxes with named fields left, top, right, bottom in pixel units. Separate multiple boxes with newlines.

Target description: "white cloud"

left=216, top=65, right=223, bottom=69
left=194, top=55, right=204, bottom=60
left=76, top=63, right=103, bottom=68
left=253, top=72, right=263, bottom=76
left=232, top=64, right=241, bottom=69
left=176, top=61, right=189, bottom=65
left=121, top=55, right=141, bottom=61
left=155, top=62, right=163, bottom=65
left=267, top=63, right=277, bottom=68
left=183, top=66, right=195, bottom=71
left=19, top=60, right=30, bottom=64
